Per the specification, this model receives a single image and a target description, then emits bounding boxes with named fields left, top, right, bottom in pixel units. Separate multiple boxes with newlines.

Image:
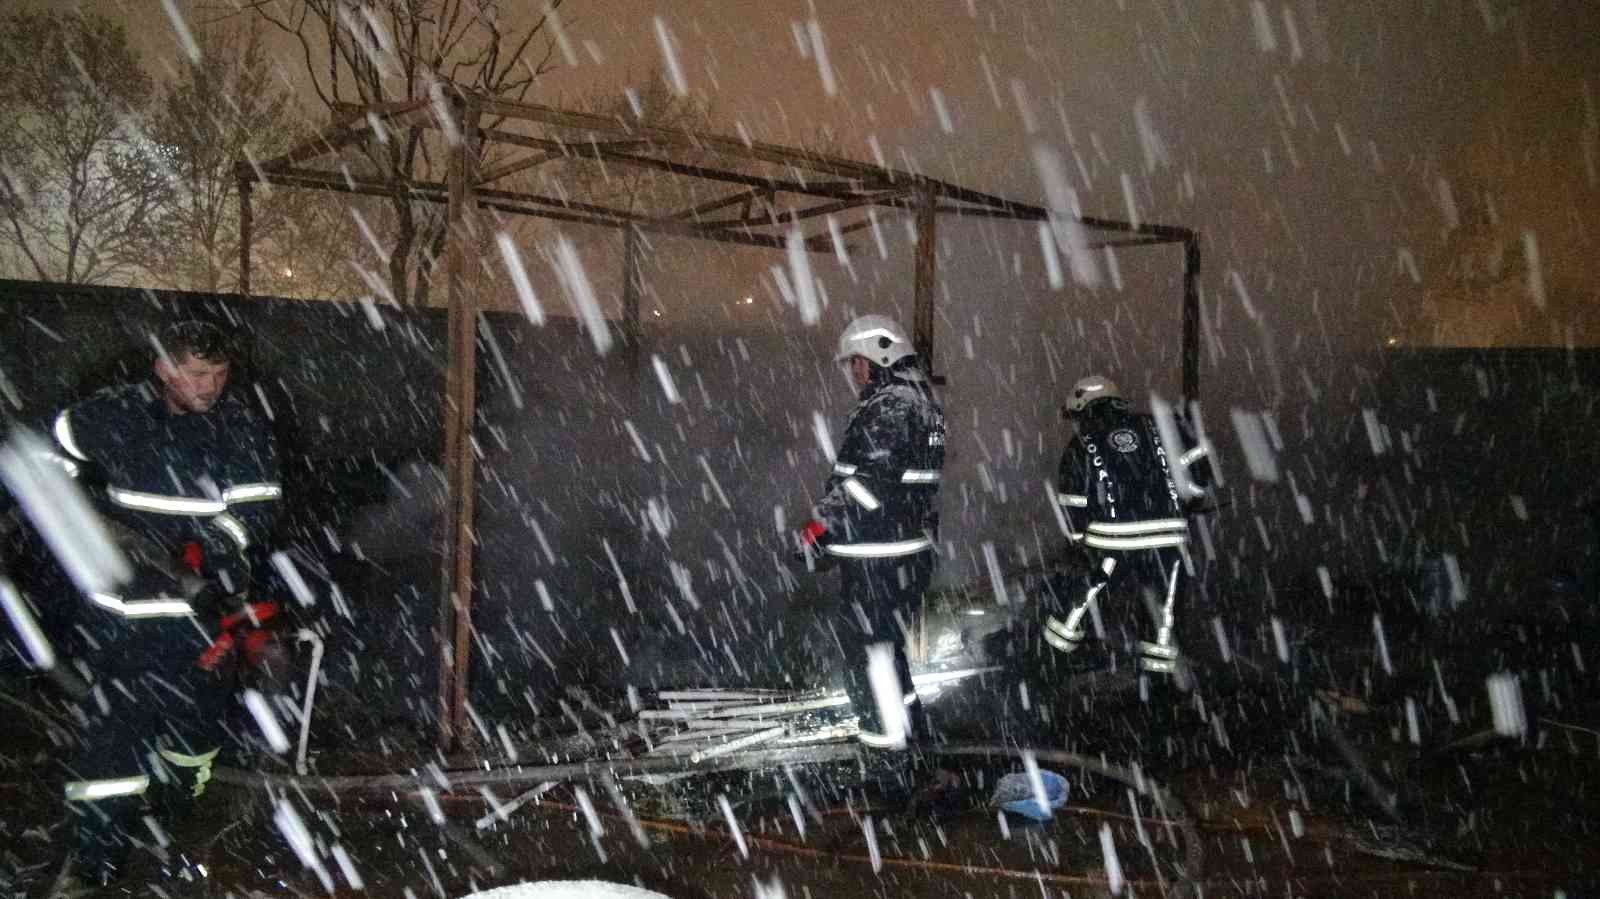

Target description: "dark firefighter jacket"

left=815, top=365, right=945, bottom=558
left=1055, top=397, right=1211, bottom=552
left=50, top=382, right=282, bottom=623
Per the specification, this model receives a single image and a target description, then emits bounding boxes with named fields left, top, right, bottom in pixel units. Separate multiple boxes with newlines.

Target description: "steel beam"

left=912, top=181, right=938, bottom=374
left=437, top=96, right=481, bottom=752
left=691, top=190, right=906, bottom=230
left=255, top=169, right=837, bottom=253
left=622, top=224, right=643, bottom=372
left=1182, top=236, right=1202, bottom=405
left=478, top=151, right=557, bottom=184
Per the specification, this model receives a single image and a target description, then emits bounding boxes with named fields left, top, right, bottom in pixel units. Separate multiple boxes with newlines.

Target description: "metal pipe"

left=294, top=629, right=323, bottom=776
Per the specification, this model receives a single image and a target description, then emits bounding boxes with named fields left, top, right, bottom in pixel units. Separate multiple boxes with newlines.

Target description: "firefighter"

left=1044, top=375, right=1211, bottom=675
left=798, top=315, right=946, bottom=749
left=45, top=319, right=283, bottom=889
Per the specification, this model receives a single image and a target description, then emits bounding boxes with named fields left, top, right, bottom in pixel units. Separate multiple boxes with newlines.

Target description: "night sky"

left=77, top=1, right=1600, bottom=352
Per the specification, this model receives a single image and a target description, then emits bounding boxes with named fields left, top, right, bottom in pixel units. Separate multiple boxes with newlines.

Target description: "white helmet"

left=835, top=314, right=915, bottom=368
left=1066, top=374, right=1121, bottom=415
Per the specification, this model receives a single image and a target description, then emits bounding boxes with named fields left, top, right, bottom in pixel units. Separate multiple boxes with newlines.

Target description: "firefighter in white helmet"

left=1045, top=375, right=1212, bottom=675
left=797, top=315, right=946, bottom=748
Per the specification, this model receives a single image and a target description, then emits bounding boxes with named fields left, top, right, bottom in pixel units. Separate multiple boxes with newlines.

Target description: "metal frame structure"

left=235, top=91, right=1200, bottom=750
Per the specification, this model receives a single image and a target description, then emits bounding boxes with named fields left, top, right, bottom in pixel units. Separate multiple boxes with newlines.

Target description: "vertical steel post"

left=1181, top=235, right=1201, bottom=406
left=437, top=94, right=481, bottom=751
left=912, top=181, right=938, bottom=373
left=622, top=224, right=642, bottom=373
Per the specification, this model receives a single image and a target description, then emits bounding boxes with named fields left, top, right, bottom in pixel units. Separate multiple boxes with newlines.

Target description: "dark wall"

left=1372, top=348, right=1599, bottom=596
left=1193, top=343, right=1600, bottom=628
left=5, top=279, right=1596, bottom=736
left=0, top=280, right=453, bottom=730
left=0, top=280, right=848, bottom=729
left=0, top=278, right=447, bottom=459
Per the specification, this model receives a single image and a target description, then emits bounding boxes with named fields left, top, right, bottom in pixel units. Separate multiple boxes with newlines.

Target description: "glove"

left=793, top=520, right=836, bottom=572
left=801, top=520, right=828, bottom=546
left=197, top=601, right=281, bottom=671
left=175, top=543, right=239, bottom=627
left=179, top=538, right=254, bottom=613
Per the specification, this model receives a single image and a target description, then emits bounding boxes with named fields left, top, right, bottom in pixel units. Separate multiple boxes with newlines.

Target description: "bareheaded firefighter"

left=1045, top=375, right=1211, bottom=676
left=798, top=315, right=946, bottom=749
left=45, top=319, right=283, bottom=889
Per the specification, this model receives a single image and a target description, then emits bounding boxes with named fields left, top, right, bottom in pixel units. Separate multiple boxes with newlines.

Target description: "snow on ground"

left=458, top=881, right=672, bottom=899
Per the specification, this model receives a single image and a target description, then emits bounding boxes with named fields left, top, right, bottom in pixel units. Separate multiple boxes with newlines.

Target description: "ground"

left=3, top=573, right=1598, bottom=898
left=4, top=693, right=1598, bottom=896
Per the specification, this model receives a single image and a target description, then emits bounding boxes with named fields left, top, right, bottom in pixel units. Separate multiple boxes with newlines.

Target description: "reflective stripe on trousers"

left=158, top=747, right=219, bottom=798
left=1136, top=556, right=1183, bottom=673
left=65, top=775, right=150, bottom=802
left=1043, top=581, right=1105, bottom=654
left=1045, top=553, right=1184, bottom=672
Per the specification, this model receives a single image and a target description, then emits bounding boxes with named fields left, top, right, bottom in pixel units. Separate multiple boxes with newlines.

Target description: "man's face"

left=156, top=354, right=230, bottom=413
left=848, top=356, right=872, bottom=388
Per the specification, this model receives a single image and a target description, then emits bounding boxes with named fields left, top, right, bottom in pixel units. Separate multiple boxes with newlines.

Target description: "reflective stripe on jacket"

left=1057, top=398, right=1209, bottom=551
left=815, top=368, right=945, bottom=556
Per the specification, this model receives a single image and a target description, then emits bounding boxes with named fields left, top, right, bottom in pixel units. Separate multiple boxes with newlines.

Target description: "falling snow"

left=0, top=2, right=1594, bottom=896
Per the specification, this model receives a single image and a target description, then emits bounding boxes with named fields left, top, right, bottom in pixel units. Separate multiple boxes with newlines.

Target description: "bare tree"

left=0, top=11, right=167, bottom=284
left=218, top=0, right=566, bottom=305
left=143, top=23, right=361, bottom=298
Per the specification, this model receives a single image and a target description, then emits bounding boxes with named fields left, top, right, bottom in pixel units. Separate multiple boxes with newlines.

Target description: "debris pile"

left=638, top=667, right=999, bottom=761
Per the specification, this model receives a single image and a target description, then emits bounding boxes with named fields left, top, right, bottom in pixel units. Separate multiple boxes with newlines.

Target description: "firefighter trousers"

left=837, top=551, right=934, bottom=748
left=1043, top=545, right=1188, bottom=673
left=64, top=658, right=233, bottom=881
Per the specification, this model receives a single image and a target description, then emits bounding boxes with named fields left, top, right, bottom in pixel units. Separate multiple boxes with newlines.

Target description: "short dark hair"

left=160, top=320, right=237, bottom=365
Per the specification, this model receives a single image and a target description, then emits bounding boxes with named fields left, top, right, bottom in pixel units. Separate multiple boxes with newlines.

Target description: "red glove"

left=180, top=541, right=204, bottom=574
left=197, top=601, right=281, bottom=671
left=800, top=520, right=828, bottom=546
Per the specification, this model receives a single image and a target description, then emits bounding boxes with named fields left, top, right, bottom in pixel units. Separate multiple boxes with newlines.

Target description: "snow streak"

left=1031, top=144, right=1100, bottom=287
left=497, top=232, right=545, bottom=325
left=0, top=430, right=130, bottom=594
left=654, top=17, right=687, bottom=96
left=0, top=576, right=54, bottom=669
left=551, top=235, right=611, bottom=354
left=244, top=688, right=291, bottom=753
left=865, top=643, right=908, bottom=748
